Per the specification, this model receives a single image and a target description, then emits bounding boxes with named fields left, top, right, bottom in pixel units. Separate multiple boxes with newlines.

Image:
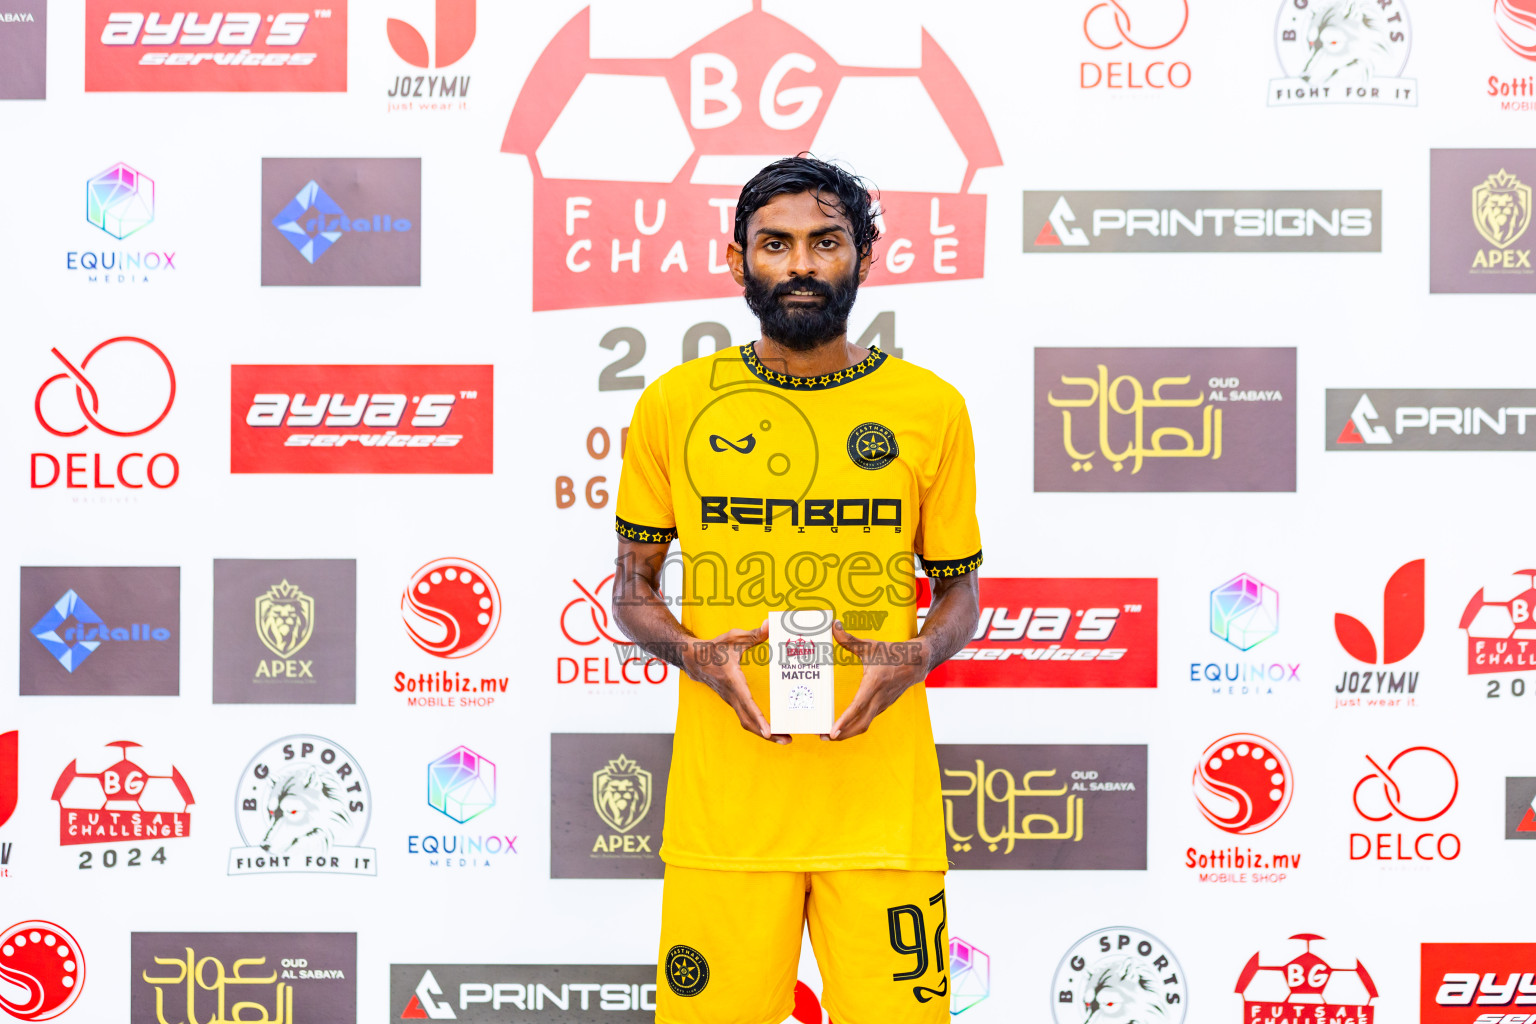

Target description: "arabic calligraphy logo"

left=592, top=755, right=652, bottom=835
left=402, top=557, right=501, bottom=659
left=1193, top=733, right=1292, bottom=835
left=35, top=337, right=176, bottom=438
left=1084, top=0, right=1190, bottom=49
left=559, top=574, right=625, bottom=646
left=1495, top=0, right=1536, bottom=60
left=1352, top=746, right=1458, bottom=822
left=1334, top=393, right=1392, bottom=444
left=141, top=948, right=294, bottom=1024
left=255, top=580, right=314, bottom=659
left=388, top=0, right=476, bottom=68
left=1048, top=365, right=1221, bottom=474
left=0, top=921, right=84, bottom=1021
left=86, top=163, right=154, bottom=240
left=1210, top=574, right=1280, bottom=651
left=1473, top=169, right=1533, bottom=249
left=1050, top=927, right=1187, bottom=1024
left=1333, top=558, right=1424, bottom=665
left=942, top=760, right=1082, bottom=854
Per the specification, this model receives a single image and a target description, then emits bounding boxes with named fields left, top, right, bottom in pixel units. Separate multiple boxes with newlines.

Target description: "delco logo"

left=231, top=365, right=492, bottom=474
left=920, top=578, right=1157, bottom=688
left=500, top=4, right=999, bottom=310
left=86, top=1, right=348, bottom=92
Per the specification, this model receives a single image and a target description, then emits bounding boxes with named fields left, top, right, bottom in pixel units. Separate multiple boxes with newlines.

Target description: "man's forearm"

left=915, top=572, right=981, bottom=676
left=610, top=542, right=699, bottom=669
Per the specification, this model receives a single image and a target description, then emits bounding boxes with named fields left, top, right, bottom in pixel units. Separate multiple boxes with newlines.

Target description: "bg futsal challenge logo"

left=500, top=3, right=999, bottom=310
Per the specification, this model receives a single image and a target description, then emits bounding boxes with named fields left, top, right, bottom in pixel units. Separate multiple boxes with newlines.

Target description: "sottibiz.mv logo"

left=0, top=920, right=85, bottom=1021
left=231, top=365, right=492, bottom=474
left=501, top=2, right=999, bottom=310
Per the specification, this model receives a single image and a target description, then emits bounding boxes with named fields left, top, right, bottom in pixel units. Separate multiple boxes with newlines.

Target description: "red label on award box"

left=919, top=577, right=1157, bottom=688
left=230, top=365, right=493, bottom=474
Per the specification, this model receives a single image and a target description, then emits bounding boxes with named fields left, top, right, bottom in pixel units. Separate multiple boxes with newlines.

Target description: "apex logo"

left=1336, top=394, right=1392, bottom=444
left=388, top=0, right=474, bottom=68
left=1033, top=197, right=1089, bottom=247
left=400, top=968, right=454, bottom=1018
left=1335, top=559, right=1425, bottom=664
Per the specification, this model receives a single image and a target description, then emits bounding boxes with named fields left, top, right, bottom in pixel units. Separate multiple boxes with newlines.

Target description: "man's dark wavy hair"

left=734, top=155, right=881, bottom=263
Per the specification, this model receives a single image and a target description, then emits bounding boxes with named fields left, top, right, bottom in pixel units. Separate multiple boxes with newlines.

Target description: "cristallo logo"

left=500, top=2, right=999, bottom=310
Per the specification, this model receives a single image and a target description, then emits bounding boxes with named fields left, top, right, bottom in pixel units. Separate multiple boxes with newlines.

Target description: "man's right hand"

left=680, top=620, right=787, bottom=745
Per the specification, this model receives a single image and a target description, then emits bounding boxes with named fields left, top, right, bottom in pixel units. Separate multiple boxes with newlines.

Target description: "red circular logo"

left=0, top=921, right=84, bottom=1021
left=34, top=337, right=176, bottom=438
left=1193, top=733, right=1293, bottom=835
left=401, top=558, right=501, bottom=659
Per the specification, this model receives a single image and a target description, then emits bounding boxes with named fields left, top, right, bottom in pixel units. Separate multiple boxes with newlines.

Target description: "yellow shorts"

left=656, top=864, right=951, bottom=1024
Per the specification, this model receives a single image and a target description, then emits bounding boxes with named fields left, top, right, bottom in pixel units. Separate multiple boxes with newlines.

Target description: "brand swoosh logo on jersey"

left=709, top=433, right=756, bottom=454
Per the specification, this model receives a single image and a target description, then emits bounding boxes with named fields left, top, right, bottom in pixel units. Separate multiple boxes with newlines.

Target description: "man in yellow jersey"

left=611, top=155, right=982, bottom=1024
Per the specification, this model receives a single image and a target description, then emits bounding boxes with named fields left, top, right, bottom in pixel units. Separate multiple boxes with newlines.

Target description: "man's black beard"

left=743, top=264, right=860, bottom=351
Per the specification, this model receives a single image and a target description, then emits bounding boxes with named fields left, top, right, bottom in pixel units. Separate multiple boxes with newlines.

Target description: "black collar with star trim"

left=740, top=342, right=887, bottom=391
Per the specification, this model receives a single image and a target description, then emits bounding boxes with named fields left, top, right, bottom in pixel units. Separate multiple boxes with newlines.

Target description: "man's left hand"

left=826, top=621, right=930, bottom=741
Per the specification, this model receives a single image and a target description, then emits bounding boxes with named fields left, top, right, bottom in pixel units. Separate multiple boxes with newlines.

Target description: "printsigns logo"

left=229, top=735, right=376, bottom=876
left=0, top=0, right=45, bottom=99
left=1505, top=778, right=1536, bottom=838
left=131, top=932, right=355, bottom=1024
left=402, top=558, right=500, bottom=659
left=938, top=744, right=1146, bottom=870
left=1025, top=193, right=1380, bottom=252
left=1432, top=150, right=1536, bottom=292
left=1193, top=733, right=1293, bottom=835
left=1236, top=935, right=1376, bottom=1022
left=32, top=338, right=179, bottom=491
left=918, top=577, right=1157, bottom=688
left=1034, top=348, right=1297, bottom=492
left=86, top=164, right=153, bottom=239
left=261, top=158, right=420, bottom=286
left=500, top=4, right=999, bottom=310
left=1423, top=942, right=1536, bottom=1023
left=1270, top=0, right=1414, bottom=106
left=19, top=567, right=179, bottom=696
left=391, top=964, right=658, bottom=1019
left=51, top=740, right=193, bottom=854
left=551, top=734, right=671, bottom=879
left=1334, top=559, right=1424, bottom=664
left=0, top=921, right=84, bottom=1021
left=1461, top=570, right=1536, bottom=675
left=1326, top=389, right=1536, bottom=451
left=85, top=2, right=347, bottom=92
left=1051, top=927, right=1185, bottom=1024
left=213, top=560, right=356, bottom=704
left=231, top=364, right=493, bottom=474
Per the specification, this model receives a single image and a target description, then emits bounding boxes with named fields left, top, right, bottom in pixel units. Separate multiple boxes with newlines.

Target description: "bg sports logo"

left=919, top=577, right=1156, bottom=687
left=500, top=4, right=999, bottom=310
left=85, top=2, right=347, bottom=91
left=230, top=365, right=492, bottom=474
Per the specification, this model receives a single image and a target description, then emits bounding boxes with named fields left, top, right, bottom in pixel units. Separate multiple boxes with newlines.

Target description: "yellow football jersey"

left=615, top=343, right=982, bottom=871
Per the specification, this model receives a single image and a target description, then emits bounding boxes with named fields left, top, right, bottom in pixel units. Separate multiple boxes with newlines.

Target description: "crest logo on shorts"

left=592, top=755, right=652, bottom=834
left=847, top=422, right=898, bottom=470
left=665, top=945, right=709, bottom=997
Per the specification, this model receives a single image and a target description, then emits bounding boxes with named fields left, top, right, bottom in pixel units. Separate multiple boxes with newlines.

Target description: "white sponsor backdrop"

left=2, top=0, right=1534, bottom=1021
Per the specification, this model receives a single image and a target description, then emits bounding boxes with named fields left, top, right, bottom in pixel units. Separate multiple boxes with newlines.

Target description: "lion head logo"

left=592, top=754, right=652, bottom=834
left=1473, top=169, right=1534, bottom=250
left=255, top=580, right=315, bottom=658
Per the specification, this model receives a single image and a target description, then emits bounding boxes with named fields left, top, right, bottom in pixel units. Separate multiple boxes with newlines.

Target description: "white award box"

left=768, top=609, right=835, bottom=734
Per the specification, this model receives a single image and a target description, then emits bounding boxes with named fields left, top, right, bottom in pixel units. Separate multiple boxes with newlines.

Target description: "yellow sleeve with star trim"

left=916, top=399, right=982, bottom=578
left=615, top=380, right=678, bottom=544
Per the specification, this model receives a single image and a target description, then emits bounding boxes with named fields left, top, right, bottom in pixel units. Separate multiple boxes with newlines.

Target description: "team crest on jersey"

left=666, top=945, right=709, bottom=997
left=847, top=422, right=899, bottom=470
